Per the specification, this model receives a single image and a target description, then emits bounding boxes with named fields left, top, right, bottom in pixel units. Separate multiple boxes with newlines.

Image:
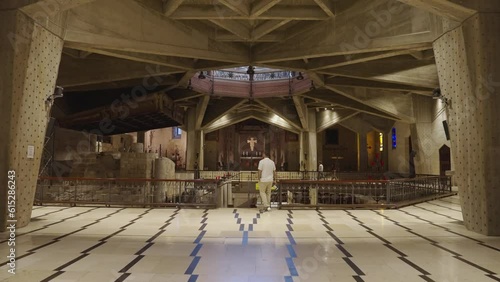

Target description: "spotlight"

left=296, top=72, right=304, bottom=80
left=46, top=86, right=64, bottom=105
left=246, top=66, right=255, bottom=75
left=309, top=81, right=316, bottom=91
left=198, top=71, right=206, bottom=79
left=432, top=88, right=441, bottom=99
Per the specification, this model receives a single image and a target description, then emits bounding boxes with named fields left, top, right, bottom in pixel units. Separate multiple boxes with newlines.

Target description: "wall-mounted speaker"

left=443, top=120, right=450, bottom=141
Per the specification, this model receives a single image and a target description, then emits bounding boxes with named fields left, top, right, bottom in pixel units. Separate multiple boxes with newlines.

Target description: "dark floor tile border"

left=39, top=271, right=64, bottom=282
left=375, top=209, right=499, bottom=277
left=115, top=273, right=131, bottom=282
left=31, top=206, right=73, bottom=219
left=319, top=210, right=366, bottom=279
left=119, top=255, right=144, bottom=273
left=0, top=207, right=125, bottom=266
left=284, top=209, right=299, bottom=280
left=0, top=207, right=101, bottom=244
left=353, top=275, right=365, bottom=282
left=399, top=257, right=431, bottom=275
left=436, top=198, right=461, bottom=206
left=343, top=257, right=365, bottom=276
left=185, top=209, right=209, bottom=281
left=39, top=208, right=152, bottom=282
left=347, top=210, right=433, bottom=280
left=399, top=209, right=500, bottom=252
left=486, top=274, right=500, bottom=281
left=425, top=201, right=462, bottom=212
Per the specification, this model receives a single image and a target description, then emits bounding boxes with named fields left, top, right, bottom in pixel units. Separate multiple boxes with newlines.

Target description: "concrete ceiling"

left=17, top=0, right=477, bottom=133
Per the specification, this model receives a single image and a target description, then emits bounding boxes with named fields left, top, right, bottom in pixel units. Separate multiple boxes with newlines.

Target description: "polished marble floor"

left=1, top=196, right=500, bottom=282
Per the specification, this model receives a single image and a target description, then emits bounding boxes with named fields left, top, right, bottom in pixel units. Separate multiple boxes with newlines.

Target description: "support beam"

left=253, top=0, right=435, bottom=63
left=252, top=20, right=291, bottom=40
left=293, top=96, right=309, bottom=131
left=195, top=95, right=210, bottom=130
left=324, top=76, right=433, bottom=94
left=64, top=0, right=249, bottom=63
left=316, top=109, right=358, bottom=132
left=254, top=98, right=303, bottom=131
left=211, top=19, right=251, bottom=41
left=319, top=57, right=438, bottom=89
left=57, top=54, right=183, bottom=87
left=251, top=0, right=282, bottom=17
left=11, top=0, right=98, bottom=17
left=171, top=5, right=328, bottom=20
left=307, top=48, right=430, bottom=70
left=163, top=0, right=185, bottom=16
left=217, top=0, right=249, bottom=16
left=205, top=110, right=300, bottom=133
left=64, top=44, right=194, bottom=70
left=331, top=86, right=415, bottom=123
left=215, top=32, right=284, bottom=42
left=396, top=0, right=477, bottom=22
left=313, top=0, right=335, bottom=17
left=304, top=88, right=400, bottom=120
left=202, top=98, right=248, bottom=128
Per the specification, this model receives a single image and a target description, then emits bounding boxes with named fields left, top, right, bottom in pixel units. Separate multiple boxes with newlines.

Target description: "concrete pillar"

left=186, top=108, right=202, bottom=171
left=0, top=11, right=63, bottom=231
left=299, top=131, right=306, bottom=171
left=307, top=109, right=318, bottom=173
left=137, top=131, right=146, bottom=144
left=154, top=158, right=175, bottom=202
left=358, top=134, right=368, bottom=172
left=409, top=96, right=449, bottom=175
left=434, top=12, right=500, bottom=235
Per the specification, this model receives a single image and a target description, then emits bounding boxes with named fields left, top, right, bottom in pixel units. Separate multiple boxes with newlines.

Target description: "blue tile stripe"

left=286, top=257, right=299, bottom=276
left=285, top=231, right=296, bottom=245
left=190, top=244, right=203, bottom=257
left=194, top=230, right=206, bottom=244
left=284, top=209, right=299, bottom=280
left=185, top=256, right=201, bottom=274
left=186, top=209, right=209, bottom=281
left=286, top=244, right=297, bottom=258
left=242, top=231, right=249, bottom=246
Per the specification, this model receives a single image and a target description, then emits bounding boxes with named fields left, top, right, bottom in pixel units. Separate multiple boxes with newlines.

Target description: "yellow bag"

left=255, top=183, right=277, bottom=191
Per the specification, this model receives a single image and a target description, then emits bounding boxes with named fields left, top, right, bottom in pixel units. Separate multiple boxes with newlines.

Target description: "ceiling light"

left=296, top=72, right=304, bottom=80
left=310, top=81, right=315, bottom=90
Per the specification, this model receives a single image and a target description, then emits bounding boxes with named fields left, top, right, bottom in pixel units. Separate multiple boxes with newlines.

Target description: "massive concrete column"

left=0, top=11, right=63, bottom=231
left=358, top=134, right=368, bottom=172
left=299, top=132, right=306, bottom=171
left=434, top=12, right=500, bottom=235
left=409, top=96, right=449, bottom=175
left=186, top=108, right=202, bottom=171
left=307, top=109, right=318, bottom=173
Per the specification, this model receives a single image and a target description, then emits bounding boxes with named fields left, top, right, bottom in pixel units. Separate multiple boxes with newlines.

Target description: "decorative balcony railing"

left=210, top=70, right=294, bottom=81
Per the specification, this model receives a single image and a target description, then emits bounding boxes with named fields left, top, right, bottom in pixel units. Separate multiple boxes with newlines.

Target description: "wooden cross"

left=247, top=137, right=257, bottom=151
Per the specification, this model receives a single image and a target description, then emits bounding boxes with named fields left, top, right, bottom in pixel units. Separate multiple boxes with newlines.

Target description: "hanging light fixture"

left=198, top=71, right=206, bottom=79
left=296, top=72, right=304, bottom=80
left=187, top=79, right=193, bottom=90
left=310, top=80, right=316, bottom=90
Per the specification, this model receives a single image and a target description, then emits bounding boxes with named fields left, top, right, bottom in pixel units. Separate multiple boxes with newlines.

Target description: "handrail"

left=38, top=176, right=219, bottom=183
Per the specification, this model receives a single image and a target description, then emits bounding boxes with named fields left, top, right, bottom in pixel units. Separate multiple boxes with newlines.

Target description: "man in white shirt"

left=318, top=161, right=324, bottom=179
left=258, top=152, right=276, bottom=212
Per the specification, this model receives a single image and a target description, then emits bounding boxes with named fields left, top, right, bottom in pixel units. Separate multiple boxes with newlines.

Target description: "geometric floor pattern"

left=1, top=196, right=500, bottom=282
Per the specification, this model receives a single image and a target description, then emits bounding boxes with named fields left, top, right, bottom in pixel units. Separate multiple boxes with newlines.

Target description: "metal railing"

left=35, top=177, right=219, bottom=208
left=277, top=176, right=454, bottom=209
